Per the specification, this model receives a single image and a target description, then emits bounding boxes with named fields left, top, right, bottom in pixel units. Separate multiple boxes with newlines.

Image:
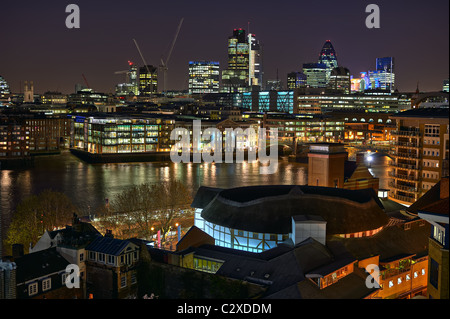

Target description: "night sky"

left=1, top=0, right=448, bottom=94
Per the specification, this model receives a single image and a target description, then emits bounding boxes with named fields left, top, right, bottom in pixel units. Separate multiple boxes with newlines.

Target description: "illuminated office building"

left=318, top=40, right=338, bottom=83
left=139, top=65, right=158, bottom=96
left=443, top=79, right=449, bottom=93
left=328, top=67, right=351, bottom=94
left=0, top=75, right=10, bottom=97
left=221, top=28, right=262, bottom=93
left=362, top=57, right=395, bottom=92
left=188, top=61, right=220, bottom=94
left=303, top=63, right=327, bottom=88
left=70, top=114, right=175, bottom=154
left=287, top=72, right=307, bottom=89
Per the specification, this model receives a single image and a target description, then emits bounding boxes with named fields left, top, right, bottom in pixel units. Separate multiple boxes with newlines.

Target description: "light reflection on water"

left=1, top=150, right=390, bottom=241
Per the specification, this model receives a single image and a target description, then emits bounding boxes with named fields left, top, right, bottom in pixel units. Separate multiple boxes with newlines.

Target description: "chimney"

left=356, top=152, right=365, bottom=165
left=105, top=230, right=114, bottom=238
left=12, top=244, right=24, bottom=259
left=440, top=177, right=449, bottom=199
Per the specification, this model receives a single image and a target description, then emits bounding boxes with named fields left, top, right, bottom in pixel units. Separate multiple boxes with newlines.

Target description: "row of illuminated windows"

left=385, top=269, right=426, bottom=289
left=193, top=257, right=223, bottom=274
left=100, top=144, right=157, bottom=154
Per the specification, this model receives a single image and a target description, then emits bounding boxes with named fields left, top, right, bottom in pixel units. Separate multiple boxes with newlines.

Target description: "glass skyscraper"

left=318, top=40, right=338, bottom=83
left=221, top=28, right=262, bottom=93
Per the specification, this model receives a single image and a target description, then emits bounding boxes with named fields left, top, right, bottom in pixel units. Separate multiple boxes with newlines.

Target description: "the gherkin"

left=318, top=40, right=338, bottom=82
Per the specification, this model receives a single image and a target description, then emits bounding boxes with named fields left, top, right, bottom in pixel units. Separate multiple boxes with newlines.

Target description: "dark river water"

left=1, top=150, right=390, bottom=249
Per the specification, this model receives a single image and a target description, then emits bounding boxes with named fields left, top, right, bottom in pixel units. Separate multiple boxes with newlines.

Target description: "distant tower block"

left=23, top=80, right=34, bottom=102
left=308, top=143, right=347, bottom=188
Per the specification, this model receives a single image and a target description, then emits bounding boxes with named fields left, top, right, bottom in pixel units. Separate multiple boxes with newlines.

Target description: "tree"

left=95, top=180, right=193, bottom=241
left=5, top=190, right=78, bottom=254
left=151, top=180, right=193, bottom=241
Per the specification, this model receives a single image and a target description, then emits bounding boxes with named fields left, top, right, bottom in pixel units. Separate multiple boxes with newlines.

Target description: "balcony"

left=391, top=129, right=421, bottom=137
left=390, top=163, right=421, bottom=170
left=389, top=172, right=421, bottom=182
left=389, top=181, right=419, bottom=193
left=391, top=151, right=421, bottom=159
left=396, top=141, right=421, bottom=148
left=390, top=193, right=417, bottom=203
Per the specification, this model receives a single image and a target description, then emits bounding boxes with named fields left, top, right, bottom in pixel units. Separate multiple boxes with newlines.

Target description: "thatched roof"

left=193, top=185, right=389, bottom=235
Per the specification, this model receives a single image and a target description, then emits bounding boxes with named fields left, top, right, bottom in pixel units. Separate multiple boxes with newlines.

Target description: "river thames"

left=1, top=150, right=390, bottom=246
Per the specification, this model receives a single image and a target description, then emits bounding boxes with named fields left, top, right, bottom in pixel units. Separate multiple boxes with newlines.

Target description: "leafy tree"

left=5, top=190, right=78, bottom=254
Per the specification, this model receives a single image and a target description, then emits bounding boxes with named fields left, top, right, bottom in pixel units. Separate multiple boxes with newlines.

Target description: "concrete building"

left=388, top=108, right=449, bottom=205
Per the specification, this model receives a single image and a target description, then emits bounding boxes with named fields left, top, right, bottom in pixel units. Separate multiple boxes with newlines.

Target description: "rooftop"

left=193, top=185, right=389, bottom=234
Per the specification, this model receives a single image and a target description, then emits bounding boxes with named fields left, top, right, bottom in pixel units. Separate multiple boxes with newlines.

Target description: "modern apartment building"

left=388, top=108, right=449, bottom=205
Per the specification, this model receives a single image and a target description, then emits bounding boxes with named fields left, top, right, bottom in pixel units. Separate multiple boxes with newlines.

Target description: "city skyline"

left=0, top=0, right=449, bottom=94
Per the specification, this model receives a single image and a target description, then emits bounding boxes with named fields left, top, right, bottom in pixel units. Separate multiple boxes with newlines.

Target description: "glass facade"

left=303, top=63, right=328, bottom=88
left=194, top=209, right=289, bottom=253
left=70, top=115, right=174, bottom=154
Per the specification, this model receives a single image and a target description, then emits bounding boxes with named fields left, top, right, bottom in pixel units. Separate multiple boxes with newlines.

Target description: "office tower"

left=188, top=61, right=220, bottom=94
left=0, top=75, right=10, bottom=96
left=318, top=40, right=338, bottom=83
left=116, top=61, right=139, bottom=96
left=443, top=79, right=449, bottom=92
left=128, top=61, right=138, bottom=95
left=287, top=72, right=307, bottom=89
left=303, top=63, right=327, bottom=88
left=328, top=67, right=351, bottom=94
left=221, top=28, right=262, bottom=93
left=365, top=57, right=395, bottom=92
left=139, top=65, right=158, bottom=96
left=248, top=33, right=263, bottom=88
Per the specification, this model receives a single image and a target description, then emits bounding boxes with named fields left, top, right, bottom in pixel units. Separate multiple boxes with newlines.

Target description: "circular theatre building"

left=191, top=185, right=390, bottom=253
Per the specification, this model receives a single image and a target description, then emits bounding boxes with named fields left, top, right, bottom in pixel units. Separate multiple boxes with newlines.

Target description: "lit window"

left=398, top=277, right=402, bottom=284
left=28, top=283, right=38, bottom=296
left=389, top=280, right=394, bottom=288
left=406, top=274, right=411, bottom=281
left=42, top=278, right=51, bottom=291
left=421, top=269, right=425, bottom=276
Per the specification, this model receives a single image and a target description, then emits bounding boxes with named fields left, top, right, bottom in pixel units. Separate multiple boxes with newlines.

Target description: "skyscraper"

left=115, top=61, right=139, bottom=96
left=188, top=61, right=220, bottom=94
left=318, top=40, right=338, bottom=83
left=365, top=57, right=395, bottom=92
left=328, top=67, right=351, bottom=94
left=303, top=63, right=327, bottom=88
left=221, top=28, right=262, bottom=93
left=139, top=65, right=158, bottom=96
left=287, top=72, right=307, bottom=89
left=0, top=75, right=10, bottom=96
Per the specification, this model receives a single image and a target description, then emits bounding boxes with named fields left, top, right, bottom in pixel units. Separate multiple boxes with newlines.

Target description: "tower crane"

left=159, top=18, right=184, bottom=93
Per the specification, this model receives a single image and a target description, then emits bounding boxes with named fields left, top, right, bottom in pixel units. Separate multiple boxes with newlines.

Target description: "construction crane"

left=159, top=17, right=184, bottom=93
left=82, top=74, right=90, bottom=89
left=133, top=38, right=155, bottom=94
